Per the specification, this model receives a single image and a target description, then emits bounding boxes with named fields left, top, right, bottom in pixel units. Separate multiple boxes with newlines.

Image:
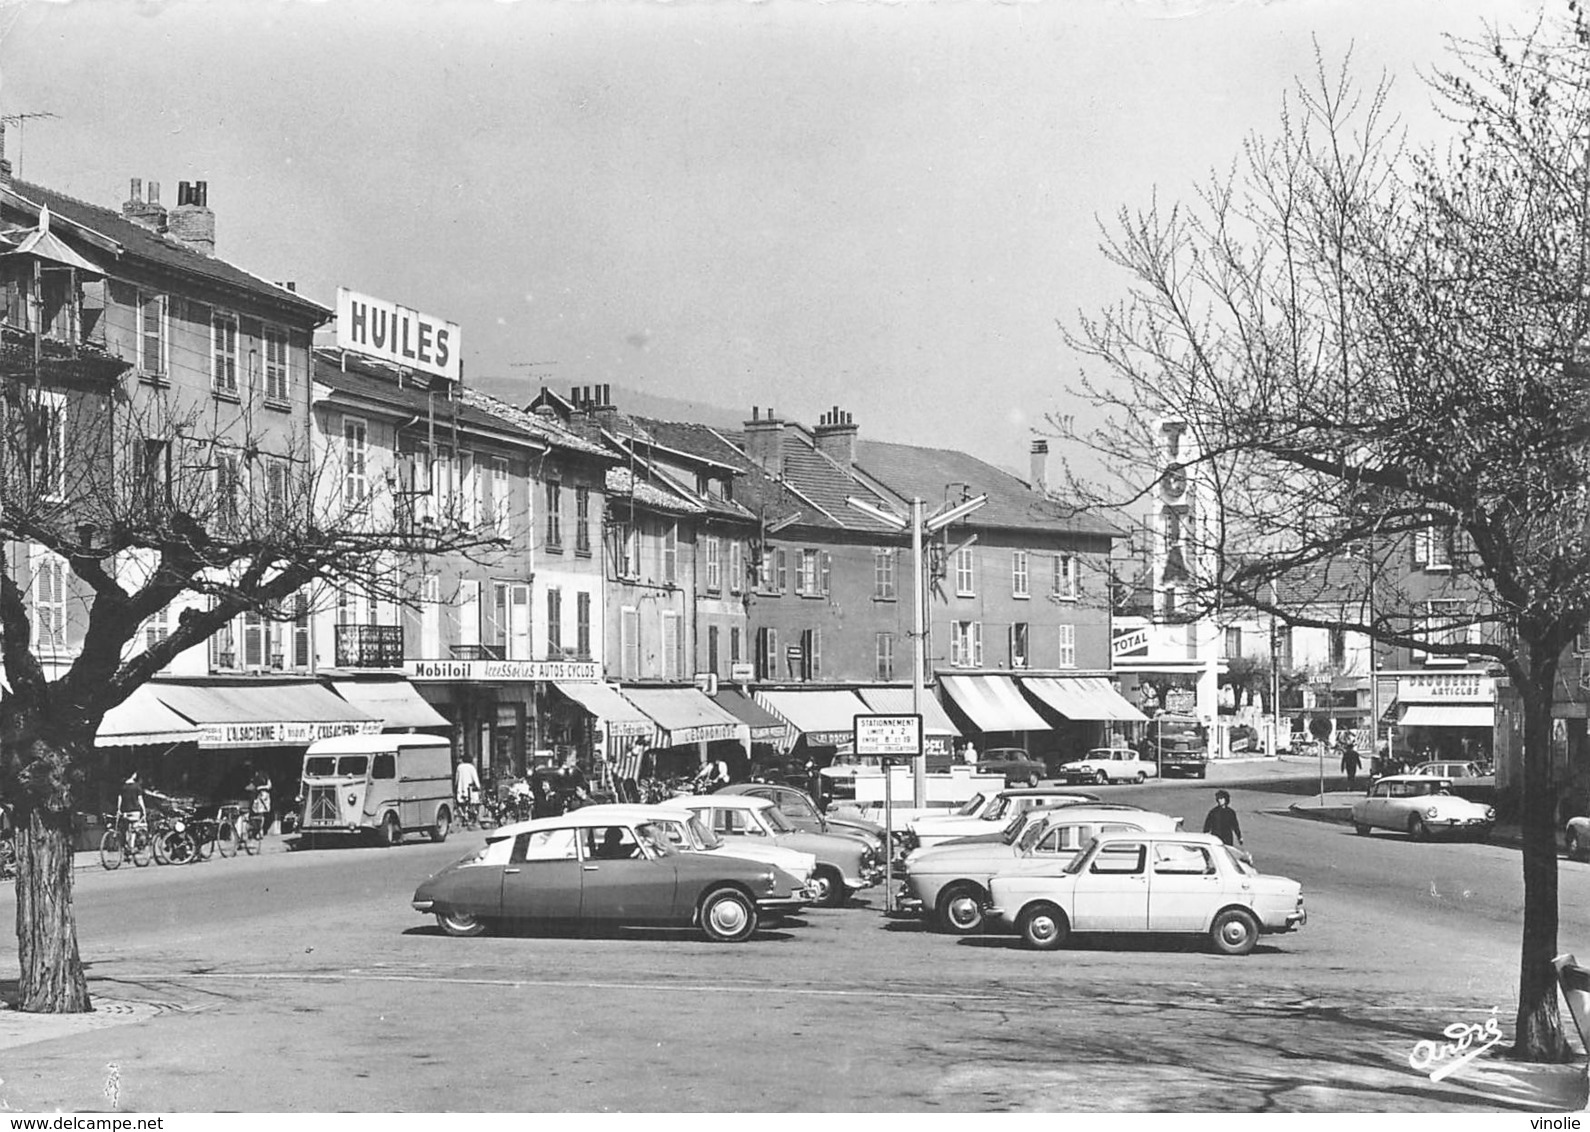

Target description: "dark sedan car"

left=976, top=748, right=1048, bottom=788
left=411, top=813, right=793, bottom=942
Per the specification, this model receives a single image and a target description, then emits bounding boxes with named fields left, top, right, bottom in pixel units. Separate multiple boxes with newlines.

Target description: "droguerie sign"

left=336, top=287, right=461, bottom=382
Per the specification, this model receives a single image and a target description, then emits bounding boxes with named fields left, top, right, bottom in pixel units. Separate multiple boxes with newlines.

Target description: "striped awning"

left=620, top=687, right=749, bottom=748
left=95, top=686, right=201, bottom=748
left=855, top=686, right=961, bottom=737
left=554, top=682, right=658, bottom=741
left=1020, top=676, right=1147, bottom=723
left=755, top=689, right=870, bottom=747
left=939, top=675, right=1049, bottom=733
left=1399, top=704, right=1494, bottom=729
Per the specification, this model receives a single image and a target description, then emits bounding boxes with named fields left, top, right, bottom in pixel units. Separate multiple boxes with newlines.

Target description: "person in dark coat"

left=1203, top=790, right=1243, bottom=848
left=1339, top=742, right=1362, bottom=791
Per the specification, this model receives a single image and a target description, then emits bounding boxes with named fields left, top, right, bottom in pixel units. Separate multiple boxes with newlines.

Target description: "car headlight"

left=862, top=847, right=879, bottom=868
left=761, top=870, right=778, bottom=893
left=1425, top=806, right=1440, bottom=818
left=1485, top=807, right=1496, bottom=819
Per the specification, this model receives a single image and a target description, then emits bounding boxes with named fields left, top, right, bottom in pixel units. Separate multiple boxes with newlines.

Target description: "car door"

left=1360, top=782, right=1391, bottom=828
left=576, top=824, right=678, bottom=923
left=499, top=827, right=584, bottom=920
left=1147, top=841, right=1223, bottom=931
left=1070, top=840, right=1150, bottom=931
left=768, top=788, right=824, bottom=835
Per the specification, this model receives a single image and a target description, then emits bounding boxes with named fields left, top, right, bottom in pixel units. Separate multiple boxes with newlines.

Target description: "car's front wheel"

left=1353, top=822, right=1371, bottom=836
left=936, top=882, right=986, bottom=935
left=1409, top=815, right=1430, bottom=842
left=699, top=887, right=758, bottom=943
left=1094, top=770, right=1109, bottom=786
left=1025, top=772, right=1041, bottom=788
left=1018, top=902, right=1069, bottom=951
left=430, top=807, right=451, bottom=843
left=1134, top=771, right=1147, bottom=784
left=1571, top=830, right=1588, bottom=861
left=436, top=910, right=487, bottom=937
left=811, top=865, right=847, bottom=908
left=1209, top=907, right=1260, bottom=956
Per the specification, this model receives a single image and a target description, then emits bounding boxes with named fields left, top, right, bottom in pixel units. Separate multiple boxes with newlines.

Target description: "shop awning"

left=620, top=687, right=749, bottom=748
left=94, top=685, right=202, bottom=748
left=150, top=681, right=379, bottom=749
left=711, top=689, right=790, bottom=745
left=1020, top=676, right=1148, bottom=723
left=855, top=686, right=961, bottom=736
left=1399, top=704, right=1495, bottom=729
left=939, top=674, right=1050, bottom=733
left=328, top=679, right=449, bottom=731
left=553, top=682, right=658, bottom=741
left=755, top=689, right=871, bottom=747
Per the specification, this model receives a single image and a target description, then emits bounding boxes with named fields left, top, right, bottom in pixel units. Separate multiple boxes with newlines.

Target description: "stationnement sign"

left=852, top=713, right=923, bottom=758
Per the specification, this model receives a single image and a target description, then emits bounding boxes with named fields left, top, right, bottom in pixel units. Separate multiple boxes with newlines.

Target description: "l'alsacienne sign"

left=403, top=659, right=601, bottom=683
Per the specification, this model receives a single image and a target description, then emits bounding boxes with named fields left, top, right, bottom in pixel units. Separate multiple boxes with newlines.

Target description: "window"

left=23, top=390, right=65, bottom=500
left=458, top=580, right=481, bottom=648
left=264, top=457, right=290, bottom=523
left=773, top=547, right=788, bottom=593
left=1418, top=599, right=1472, bottom=664
left=30, top=548, right=66, bottom=652
left=874, top=548, right=897, bottom=600
left=1013, top=551, right=1029, bottom=598
left=798, top=549, right=817, bottom=595
left=214, top=451, right=242, bottom=531
left=342, top=418, right=368, bottom=507
left=428, top=447, right=456, bottom=524
left=138, top=291, right=167, bottom=377
left=876, top=633, right=895, bottom=681
left=1089, top=842, right=1146, bottom=875
left=491, top=457, right=511, bottom=537
left=210, top=619, right=236, bottom=670
left=799, top=628, right=821, bottom=681
left=1153, top=843, right=1215, bottom=875
left=420, top=575, right=441, bottom=659
left=662, top=523, right=678, bottom=584
left=951, top=621, right=983, bottom=667
left=460, top=452, right=480, bottom=528
left=621, top=607, right=641, bottom=679
left=614, top=522, right=637, bottom=578
left=1329, top=627, right=1347, bottom=668
left=512, top=584, right=533, bottom=660
left=212, top=311, right=239, bottom=395
left=513, top=828, right=579, bottom=863
left=545, top=481, right=562, bottom=549
left=1414, top=521, right=1451, bottom=570
left=757, top=626, right=778, bottom=681
left=576, top=592, right=592, bottom=659
left=1057, top=624, right=1076, bottom=668
left=729, top=541, right=744, bottom=594
left=730, top=626, right=742, bottom=666
left=372, top=754, right=396, bottom=781
left=292, top=592, right=312, bottom=668
left=263, top=324, right=290, bottom=403
left=955, top=548, right=975, bottom=596
left=706, top=536, right=723, bottom=592
left=1053, top=554, right=1078, bottom=600
left=546, top=587, right=563, bottom=656
left=708, top=625, right=721, bottom=675
left=1224, top=626, right=1242, bottom=659
left=661, top=612, right=682, bottom=680
left=137, top=600, right=167, bottom=653
left=1010, top=622, right=1030, bottom=669
left=575, top=486, right=591, bottom=555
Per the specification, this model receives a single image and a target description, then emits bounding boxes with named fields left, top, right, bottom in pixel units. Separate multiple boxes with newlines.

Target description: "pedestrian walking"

left=1203, top=789, right=1243, bottom=849
left=1339, top=742, right=1362, bottom=791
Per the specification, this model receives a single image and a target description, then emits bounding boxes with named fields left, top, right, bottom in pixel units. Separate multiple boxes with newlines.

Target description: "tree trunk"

left=13, top=804, right=91, bottom=1013
left=1514, top=671, right=1568, bottom=1061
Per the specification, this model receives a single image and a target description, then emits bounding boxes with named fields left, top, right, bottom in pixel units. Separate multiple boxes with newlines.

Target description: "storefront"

left=619, top=685, right=750, bottom=779
left=551, top=682, right=659, bottom=779
left=327, top=677, right=450, bottom=733
left=1387, top=672, right=1496, bottom=766
left=1018, top=674, right=1146, bottom=760
left=712, top=688, right=792, bottom=777
left=755, top=688, right=870, bottom=765
left=937, top=674, right=1051, bottom=758
left=855, top=685, right=960, bottom=766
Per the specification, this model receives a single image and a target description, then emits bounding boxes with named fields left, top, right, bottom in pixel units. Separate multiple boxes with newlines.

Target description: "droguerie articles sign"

left=336, top=287, right=461, bottom=382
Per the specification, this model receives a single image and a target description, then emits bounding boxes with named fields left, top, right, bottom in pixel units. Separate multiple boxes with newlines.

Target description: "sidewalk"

left=1287, top=789, right=1522, bottom=847
left=70, top=831, right=292, bottom=872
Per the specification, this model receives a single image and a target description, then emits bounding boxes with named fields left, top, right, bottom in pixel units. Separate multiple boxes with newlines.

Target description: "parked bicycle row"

left=98, top=767, right=274, bottom=871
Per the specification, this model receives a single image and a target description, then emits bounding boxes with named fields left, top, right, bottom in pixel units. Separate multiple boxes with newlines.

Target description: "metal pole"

left=911, top=497, right=927, bottom=809
left=1368, top=556, right=1379, bottom=780
left=883, top=758, right=895, bottom=913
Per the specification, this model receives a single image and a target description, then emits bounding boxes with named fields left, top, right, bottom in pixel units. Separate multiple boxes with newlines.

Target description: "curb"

left=72, top=833, right=289, bottom=873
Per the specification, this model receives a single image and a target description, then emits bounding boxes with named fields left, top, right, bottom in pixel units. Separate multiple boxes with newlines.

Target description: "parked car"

left=573, top=804, right=817, bottom=894
left=1567, top=816, right=1590, bottom=861
left=974, top=748, right=1048, bottom=788
left=717, top=781, right=889, bottom=857
left=665, top=795, right=883, bottom=908
left=410, top=812, right=795, bottom=942
left=933, top=802, right=1149, bottom=849
left=1155, top=737, right=1209, bottom=779
left=984, top=831, right=1307, bottom=954
left=906, top=788, right=1102, bottom=850
left=1350, top=775, right=1495, bottom=841
left=1410, top=761, right=1491, bottom=781
left=901, top=806, right=1184, bottom=934
left=1057, top=748, right=1160, bottom=786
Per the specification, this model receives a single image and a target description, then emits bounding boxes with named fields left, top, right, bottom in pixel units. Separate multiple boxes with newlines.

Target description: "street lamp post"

left=849, top=491, right=988, bottom=807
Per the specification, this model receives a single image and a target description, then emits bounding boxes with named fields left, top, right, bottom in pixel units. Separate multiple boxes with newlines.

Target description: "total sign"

left=337, top=288, right=461, bottom=382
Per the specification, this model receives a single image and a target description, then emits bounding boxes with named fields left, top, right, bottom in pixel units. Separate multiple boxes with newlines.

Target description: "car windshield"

left=1223, top=846, right=1256, bottom=875
left=1017, top=820, right=1051, bottom=852
left=303, top=757, right=337, bottom=777
left=956, top=793, right=987, bottom=817
left=650, top=819, right=695, bottom=850
left=983, top=797, right=1013, bottom=821
left=762, top=808, right=795, bottom=834
left=1000, top=815, right=1030, bottom=845
left=634, top=823, right=676, bottom=857
left=688, top=815, right=723, bottom=850
left=1063, top=838, right=1099, bottom=875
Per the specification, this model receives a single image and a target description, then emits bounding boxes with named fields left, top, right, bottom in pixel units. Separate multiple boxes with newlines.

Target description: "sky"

left=0, top=0, right=1548, bottom=475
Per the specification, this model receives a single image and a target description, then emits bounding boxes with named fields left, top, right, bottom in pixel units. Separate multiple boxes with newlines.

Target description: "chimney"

left=166, top=179, right=215, bottom=255
left=590, top=382, right=617, bottom=418
left=1030, top=439, right=1050, bottom=494
left=742, top=406, right=786, bottom=474
left=122, top=177, right=168, bottom=232
left=813, top=406, right=859, bottom=470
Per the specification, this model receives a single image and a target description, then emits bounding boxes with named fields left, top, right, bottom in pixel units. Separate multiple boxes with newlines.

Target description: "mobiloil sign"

left=336, top=287, right=461, bottom=382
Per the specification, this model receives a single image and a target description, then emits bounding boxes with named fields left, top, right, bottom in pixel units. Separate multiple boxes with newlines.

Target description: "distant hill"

left=470, top=377, right=748, bottom=433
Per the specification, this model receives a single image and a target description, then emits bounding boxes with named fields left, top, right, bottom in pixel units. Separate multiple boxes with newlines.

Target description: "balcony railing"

left=334, top=623, right=405, bottom=668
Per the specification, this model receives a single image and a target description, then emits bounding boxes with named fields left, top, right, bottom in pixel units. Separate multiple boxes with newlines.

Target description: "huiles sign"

left=336, top=287, right=461, bottom=383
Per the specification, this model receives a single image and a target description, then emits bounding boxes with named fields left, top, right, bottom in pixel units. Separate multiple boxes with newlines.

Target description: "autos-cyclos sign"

left=404, top=659, right=601, bottom=682
left=336, top=287, right=461, bottom=383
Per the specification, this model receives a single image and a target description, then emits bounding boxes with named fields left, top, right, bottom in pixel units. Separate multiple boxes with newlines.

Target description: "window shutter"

left=1008, top=624, right=1016, bottom=667
left=821, top=552, right=832, bottom=595
left=973, top=621, right=984, bottom=667
left=1413, top=527, right=1430, bottom=566
left=812, top=629, right=821, bottom=679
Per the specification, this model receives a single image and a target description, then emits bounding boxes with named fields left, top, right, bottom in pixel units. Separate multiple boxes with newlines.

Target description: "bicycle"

left=455, top=790, right=481, bottom=831
left=99, top=812, right=154, bottom=870
left=150, top=804, right=201, bottom=866
left=240, top=807, right=267, bottom=856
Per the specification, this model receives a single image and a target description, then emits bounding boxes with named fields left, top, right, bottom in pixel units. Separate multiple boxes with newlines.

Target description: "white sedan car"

left=984, top=831, right=1307, bottom=955
left=905, top=789, right=1100, bottom=850
left=1350, top=775, right=1495, bottom=841
left=1057, top=748, right=1159, bottom=786
left=573, top=804, right=817, bottom=886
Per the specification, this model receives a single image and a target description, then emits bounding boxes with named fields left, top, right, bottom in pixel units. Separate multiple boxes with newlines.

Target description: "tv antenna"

left=1, top=112, right=58, bottom=178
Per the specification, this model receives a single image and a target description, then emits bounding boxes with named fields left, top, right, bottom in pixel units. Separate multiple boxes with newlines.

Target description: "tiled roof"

left=853, top=438, right=1121, bottom=538
left=3, top=179, right=330, bottom=323
left=457, top=387, right=612, bottom=458
left=605, top=466, right=701, bottom=514
left=314, top=353, right=518, bottom=437
left=775, top=440, right=904, bottom=534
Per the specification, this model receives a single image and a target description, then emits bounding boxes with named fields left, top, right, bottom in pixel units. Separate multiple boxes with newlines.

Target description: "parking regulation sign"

left=853, top=713, right=923, bottom=758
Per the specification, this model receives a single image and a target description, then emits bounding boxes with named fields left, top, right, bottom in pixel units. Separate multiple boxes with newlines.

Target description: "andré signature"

left=1409, top=1008, right=1504, bottom=1082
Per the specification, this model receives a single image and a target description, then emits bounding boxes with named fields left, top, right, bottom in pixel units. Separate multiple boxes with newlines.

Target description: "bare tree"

left=0, top=354, right=504, bottom=1014
left=1059, top=16, right=1590, bottom=1060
